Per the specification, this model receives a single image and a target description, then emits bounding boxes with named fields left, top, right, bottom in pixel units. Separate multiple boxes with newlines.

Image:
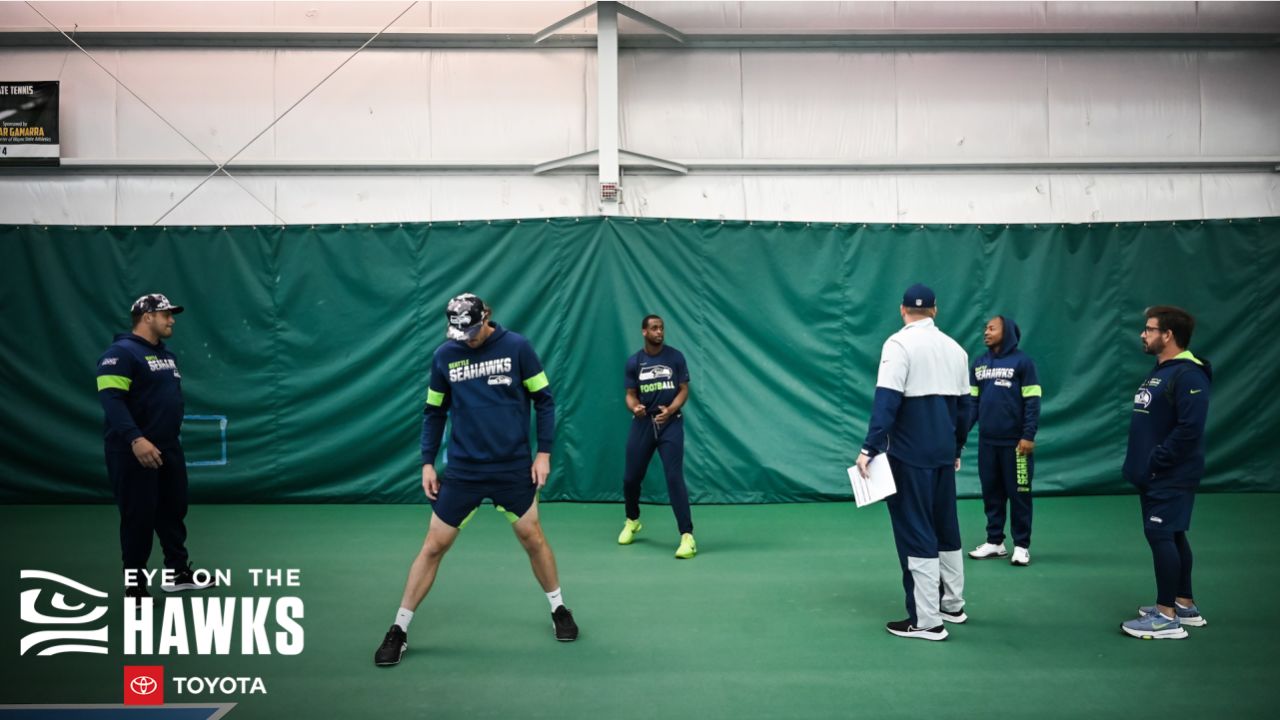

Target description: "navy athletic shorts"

left=1140, top=487, right=1196, bottom=533
left=431, top=467, right=537, bottom=529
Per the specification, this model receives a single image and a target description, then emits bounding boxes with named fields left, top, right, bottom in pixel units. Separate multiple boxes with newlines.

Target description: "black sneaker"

left=886, top=619, right=948, bottom=641
left=162, top=564, right=212, bottom=593
left=551, top=606, right=578, bottom=642
left=125, top=584, right=150, bottom=600
left=374, top=625, right=408, bottom=666
left=940, top=608, right=968, bottom=624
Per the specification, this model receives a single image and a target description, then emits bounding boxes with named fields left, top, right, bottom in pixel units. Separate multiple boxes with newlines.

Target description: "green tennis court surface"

left=4, top=496, right=1277, bottom=719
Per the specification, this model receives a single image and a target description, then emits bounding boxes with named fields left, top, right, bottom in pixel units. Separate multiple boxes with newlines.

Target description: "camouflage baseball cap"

left=131, top=293, right=184, bottom=315
left=445, top=293, right=488, bottom=341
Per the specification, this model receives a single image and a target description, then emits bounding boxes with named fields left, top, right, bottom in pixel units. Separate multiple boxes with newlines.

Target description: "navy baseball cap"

left=445, top=293, right=488, bottom=341
left=902, top=283, right=936, bottom=309
left=131, top=293, right=184, bottom=315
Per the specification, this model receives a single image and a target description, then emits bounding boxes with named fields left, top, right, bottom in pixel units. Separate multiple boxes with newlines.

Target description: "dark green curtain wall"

left=2, top=217, right=1277, bottom=504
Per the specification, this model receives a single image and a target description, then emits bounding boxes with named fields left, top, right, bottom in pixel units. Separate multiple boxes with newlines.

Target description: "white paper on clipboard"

left=847, top=454, right=896, bottom=508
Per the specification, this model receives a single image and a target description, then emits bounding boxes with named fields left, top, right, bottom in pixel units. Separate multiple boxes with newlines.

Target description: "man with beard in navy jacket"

left=97, top=293, right=211, bottom=599
left=1120, top=306, right=1212, bottom=640
left=966, top=316, right=1041, bottom=567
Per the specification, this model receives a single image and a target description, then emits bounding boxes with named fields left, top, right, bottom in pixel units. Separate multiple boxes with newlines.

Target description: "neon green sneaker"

left=617, top=519, right=642, bottom=545
left=675, top=533, right=697, bottom=559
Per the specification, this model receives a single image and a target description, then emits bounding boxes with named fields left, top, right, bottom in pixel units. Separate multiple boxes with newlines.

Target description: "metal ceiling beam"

left=2, top=29, right=1277, bottom=50
left=614, top=3, right=686, bottom=44
left=6, top=157, right=1275, bottom=177
left=530, top=2, right=686, bottom=211
left=534, top=150, right=688, bottom=176
left=532, top=4, right=598, bottom=45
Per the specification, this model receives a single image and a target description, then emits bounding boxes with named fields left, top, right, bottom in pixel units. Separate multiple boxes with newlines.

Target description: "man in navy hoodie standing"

left=375, top=294, right=577, bottom=667
left=966, top=316, right=1041, bottom=567
left=1120, top=306, right=1212, bottom=640
left=96, top=294, right=210, bottom=598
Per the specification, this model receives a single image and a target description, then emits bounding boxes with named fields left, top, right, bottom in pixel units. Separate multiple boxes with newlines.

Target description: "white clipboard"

left=847, top=454, right=896, bottom=508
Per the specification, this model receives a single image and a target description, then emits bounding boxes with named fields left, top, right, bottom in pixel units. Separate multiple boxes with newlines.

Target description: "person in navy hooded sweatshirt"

left=1120, top=305, right=1212, bottom=640
left=96, top=293, right=211, bottom=599
left=375, top=293, right=578, bottom=667
left=966, top=316, right=1041, bottom=567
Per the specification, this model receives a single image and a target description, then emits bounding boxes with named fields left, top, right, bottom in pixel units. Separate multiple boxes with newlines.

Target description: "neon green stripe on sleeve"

left=97, top=375, right=132, bottom=392
left=1022, top=385, right=1043, bottom=398
left=523, top=371, right=549, bottom=393
left=970, top=386, right=980, bottom=397
left=426, top=389, right=446, bottom=407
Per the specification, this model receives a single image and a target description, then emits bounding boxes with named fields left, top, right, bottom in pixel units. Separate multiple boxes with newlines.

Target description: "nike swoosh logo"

left=1190, top=389, right=1202, bottom=394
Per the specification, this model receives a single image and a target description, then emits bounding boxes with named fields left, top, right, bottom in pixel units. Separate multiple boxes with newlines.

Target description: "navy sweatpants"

left=977, top=443, right=1033, bottom=549
left=622, top=416, right=693, bottom=534
left=106, top=445, right=190, bottom=574
left=885, top=456, right=964, bottom=629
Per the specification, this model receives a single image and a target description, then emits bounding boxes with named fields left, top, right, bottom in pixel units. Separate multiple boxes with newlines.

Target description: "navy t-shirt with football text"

left=624, top=346, right=690, bottom=417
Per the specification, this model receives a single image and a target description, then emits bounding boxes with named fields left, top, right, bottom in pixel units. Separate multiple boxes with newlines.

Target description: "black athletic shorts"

left=1140, top=487, right=1196, bottom=533
left=431, top=467, right=537, bottom=529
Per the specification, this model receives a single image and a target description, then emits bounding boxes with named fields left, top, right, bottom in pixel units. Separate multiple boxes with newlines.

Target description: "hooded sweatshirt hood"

left=994, top=315, right=1021, bottom=358
left=1163, top=350, right=1213, bottom=383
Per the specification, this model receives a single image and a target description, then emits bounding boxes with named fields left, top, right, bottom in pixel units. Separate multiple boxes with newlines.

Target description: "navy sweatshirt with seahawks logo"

left=95, top=333, right=185, bottom=451
left=968, top=316, right=1042, bottom=446
left=420, top=323, right=555, bottom=473
left=1123, top=351, right=1212, bottom=490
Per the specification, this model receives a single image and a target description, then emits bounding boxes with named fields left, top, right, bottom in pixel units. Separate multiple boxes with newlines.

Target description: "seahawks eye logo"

left=19, top=570, right=110, bottom=656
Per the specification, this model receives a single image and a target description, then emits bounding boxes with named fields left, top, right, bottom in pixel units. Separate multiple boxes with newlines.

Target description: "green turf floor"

left=3, top=495, right=1279, bottom=719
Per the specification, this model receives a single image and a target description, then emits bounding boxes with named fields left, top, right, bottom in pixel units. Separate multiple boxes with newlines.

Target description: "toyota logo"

left=130, top=676, right=158, bottom=695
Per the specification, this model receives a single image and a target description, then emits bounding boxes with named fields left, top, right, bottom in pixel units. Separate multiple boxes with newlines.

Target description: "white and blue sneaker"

left=1121, top=611, right=1187, bottom=639
left=1139, top=602, right=1206, bottom=627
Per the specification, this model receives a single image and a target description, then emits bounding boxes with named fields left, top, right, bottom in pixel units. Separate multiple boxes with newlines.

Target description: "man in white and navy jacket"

left=856, top=284, right=972, bottom=641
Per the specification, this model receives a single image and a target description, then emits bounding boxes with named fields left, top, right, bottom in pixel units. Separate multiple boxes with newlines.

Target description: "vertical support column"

left=597, top=1, right=621, bottom=215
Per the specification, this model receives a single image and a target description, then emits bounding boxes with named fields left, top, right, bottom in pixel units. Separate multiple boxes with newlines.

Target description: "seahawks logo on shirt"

left=638, top=364, right=676, bottom=394
left=449, top=357, right=514, bottom=383
left=638, top=365, right=673, bottom=382
left=975, top=365, right=1016, bottom=381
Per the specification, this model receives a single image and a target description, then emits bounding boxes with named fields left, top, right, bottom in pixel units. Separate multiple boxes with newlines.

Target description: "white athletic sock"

left=546, top=588, right=564, bottom=611
left=394, top=607, right=414, bottom=632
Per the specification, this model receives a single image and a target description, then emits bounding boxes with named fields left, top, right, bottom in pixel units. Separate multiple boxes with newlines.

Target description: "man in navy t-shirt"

left=618, top=315, right=696, bottom=559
